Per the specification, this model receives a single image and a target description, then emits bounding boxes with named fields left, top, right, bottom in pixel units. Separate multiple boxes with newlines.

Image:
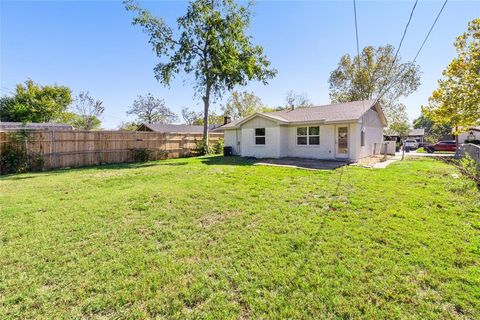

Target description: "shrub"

left=0, top=131, right=44, bottom=174
left=192, top=139, right=212, bottom=156
left=214, top=139, right=224, bottom=155
left=130, top=148, right=152, bottom=162
left=458, top=154, right=479, bottom=185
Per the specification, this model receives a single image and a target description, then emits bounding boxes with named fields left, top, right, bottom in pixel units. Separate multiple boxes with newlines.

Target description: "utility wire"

left=373, top=0, right=418, bottom=106
left=413, top=0, right=448, bottom=62
left=374, top=0, right=448, bottom=104
left=353, top=0, right=368, bottom=130
left=353, top=0, right=361, bottom=60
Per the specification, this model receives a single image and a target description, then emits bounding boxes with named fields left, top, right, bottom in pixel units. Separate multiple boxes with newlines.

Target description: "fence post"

left=97, top=131, right=102, bottom=164
left=52, top=130, right=56, bottom=168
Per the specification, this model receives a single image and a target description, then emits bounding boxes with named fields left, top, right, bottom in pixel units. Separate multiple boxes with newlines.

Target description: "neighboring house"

left=137, top=123, right=222, bottom=133
left=458, top=126, right=480, bottom=143
left=384, top=128, right=425, bottom=144
left=0, top=122, right=73, bottom=131
left=217, top=100, right=387, bottom=162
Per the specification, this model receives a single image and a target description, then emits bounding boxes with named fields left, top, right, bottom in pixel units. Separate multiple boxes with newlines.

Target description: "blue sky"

left=1, top=0, right=479, bottom=128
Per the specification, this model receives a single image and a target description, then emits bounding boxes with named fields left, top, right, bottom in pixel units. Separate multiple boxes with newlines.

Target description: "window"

left=361, top=130, right=365, bottom=146
left=297, top=126, right=320, bottom=145
left=255, top=128, right=265, bottom=145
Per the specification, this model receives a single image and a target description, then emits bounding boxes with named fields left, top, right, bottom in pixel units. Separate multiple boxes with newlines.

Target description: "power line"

left=353, top=0, right=368, bottom=131
left=373, top=0, right=419, bottom=106
left=353, top=0, right=361, bottom=59
left=413, top=0, right=448, bottom=62
left=374, top=0, right=448, bottom=104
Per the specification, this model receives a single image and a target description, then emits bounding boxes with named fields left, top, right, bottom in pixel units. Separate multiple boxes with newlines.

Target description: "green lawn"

left=1, top=156, right=479, bottom=319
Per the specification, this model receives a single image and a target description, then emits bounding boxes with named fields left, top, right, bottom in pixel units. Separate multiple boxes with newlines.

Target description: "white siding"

left=224, top=129, right=241, bottom=155
left=458, top=130, right=479, bottom=143
left=285, top=124, right=336, bottom=159
left=227, top=108, right=385, bottom=161
left=240, top=117, right=281, bottom=158
left=358, top=109, right=384, bottom=159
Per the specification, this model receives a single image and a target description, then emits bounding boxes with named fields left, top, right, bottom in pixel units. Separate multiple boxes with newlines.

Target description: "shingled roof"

left=219, top=100, right=386, bottom=129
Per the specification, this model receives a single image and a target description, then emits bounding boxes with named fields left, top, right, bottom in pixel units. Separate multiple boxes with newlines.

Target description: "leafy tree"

left=124, top=0, right=276, bottom=150
left=127, top=93, right=178, bottom=124
left=181, top=107, right=203, bottom=125
left=0, top=96, right=15, bottom=121
left=221, top=91, right=269, bottom=119
left=191, top=110, right=224, bottom=126
left=1, top=79, right=72, bottom=123
left=389, top=115, right=411, bottom=160
left=71, top=91, right=104, bottom=130
left=423, top=18, right=480, bottom=132
left=283, top=91, right=313, bottom=110
left=117, top=121, right=140, bottom=131
left=328, top=45, right=421, bottom=125
left=413, top=113, right=452, bottom=143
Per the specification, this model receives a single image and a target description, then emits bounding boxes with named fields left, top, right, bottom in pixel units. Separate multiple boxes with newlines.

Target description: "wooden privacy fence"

left=0, top=130, right=223, bottom=171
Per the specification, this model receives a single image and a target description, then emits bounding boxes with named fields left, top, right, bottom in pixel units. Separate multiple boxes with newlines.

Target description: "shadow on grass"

left=0, top=174, right=47, bottom=181
left=200, top=155, right=257, bottom=166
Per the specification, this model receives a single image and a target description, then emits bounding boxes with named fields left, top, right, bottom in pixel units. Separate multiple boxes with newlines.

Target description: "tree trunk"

left=202, top=84, right=211, bottom=153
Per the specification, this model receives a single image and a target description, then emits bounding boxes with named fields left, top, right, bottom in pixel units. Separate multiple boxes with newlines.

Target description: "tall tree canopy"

left=423, top=18, right=480, bottom=131
left=328, top=45, right=421, bottom=126
left=127, top=94, right=178, bottom=124
left=124, top=0, right=276, bottom=149
left=0, top=79, right=72, bottom=123
left=221, top=91, right=269, bottom=119
left=413, top=113, right=452, bottom=143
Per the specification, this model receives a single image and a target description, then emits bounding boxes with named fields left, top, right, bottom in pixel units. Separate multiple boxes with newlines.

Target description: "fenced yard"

left=0, top=130, right=223, bottom=171
left=0, top=157, right=478, bottom=319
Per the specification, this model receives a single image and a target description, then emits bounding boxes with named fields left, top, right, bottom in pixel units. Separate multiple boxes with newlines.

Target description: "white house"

left=218, top=100, right=387, bottom=162
left=458, top=126, right=480, bottom=143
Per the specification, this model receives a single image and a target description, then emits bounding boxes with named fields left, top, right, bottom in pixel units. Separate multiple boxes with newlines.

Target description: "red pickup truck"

left=425, top=141, right=456, bottom=153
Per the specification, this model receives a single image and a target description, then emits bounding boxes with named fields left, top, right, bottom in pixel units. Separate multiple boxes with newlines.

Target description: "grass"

left=1, top=156, right=479, bottom=319
left=416, top=147, right=455, bottom=154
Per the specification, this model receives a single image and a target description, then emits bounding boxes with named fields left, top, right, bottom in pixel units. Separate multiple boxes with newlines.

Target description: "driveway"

left=254, top=157, right=347, bottom=170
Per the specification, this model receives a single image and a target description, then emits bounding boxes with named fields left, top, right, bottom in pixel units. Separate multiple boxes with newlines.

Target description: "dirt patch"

left=198, top=210, right=242, bottom=228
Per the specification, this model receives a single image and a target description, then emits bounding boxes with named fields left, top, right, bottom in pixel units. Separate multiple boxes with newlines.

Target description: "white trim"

left=335, top=125, right=349, bottom=159
left=295, top=125, right=320, bottom=147
left=254, top=127, right=266, bottom=146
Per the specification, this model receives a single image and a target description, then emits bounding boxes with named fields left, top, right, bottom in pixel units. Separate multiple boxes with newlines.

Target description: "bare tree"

left=127, top=93, right=178, bottom=124
left=181, top=107, right=202, bottom=125
left=284, top=91, right=313, bottom=110
left=72, top=91, right=104, bottom=130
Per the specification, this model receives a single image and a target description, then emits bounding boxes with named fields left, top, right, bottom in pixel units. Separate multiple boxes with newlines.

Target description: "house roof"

left=137, top=123, right=221, bottom=133
left=219, top=100, right=386, bottom=129
left=0, top=122, right=73, bottom=131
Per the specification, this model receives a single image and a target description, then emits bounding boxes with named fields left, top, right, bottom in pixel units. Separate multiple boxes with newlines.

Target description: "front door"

left=336, top=126, right=349, bottom=158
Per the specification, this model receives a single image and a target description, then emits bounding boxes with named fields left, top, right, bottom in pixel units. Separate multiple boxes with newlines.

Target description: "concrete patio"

left=253, top=157, right=347, bottom=170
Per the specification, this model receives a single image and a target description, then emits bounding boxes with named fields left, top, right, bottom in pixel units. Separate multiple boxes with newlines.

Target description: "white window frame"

left=254, top=128, right=266, bottom=146
left=296, top=126, right=320, bottom=146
